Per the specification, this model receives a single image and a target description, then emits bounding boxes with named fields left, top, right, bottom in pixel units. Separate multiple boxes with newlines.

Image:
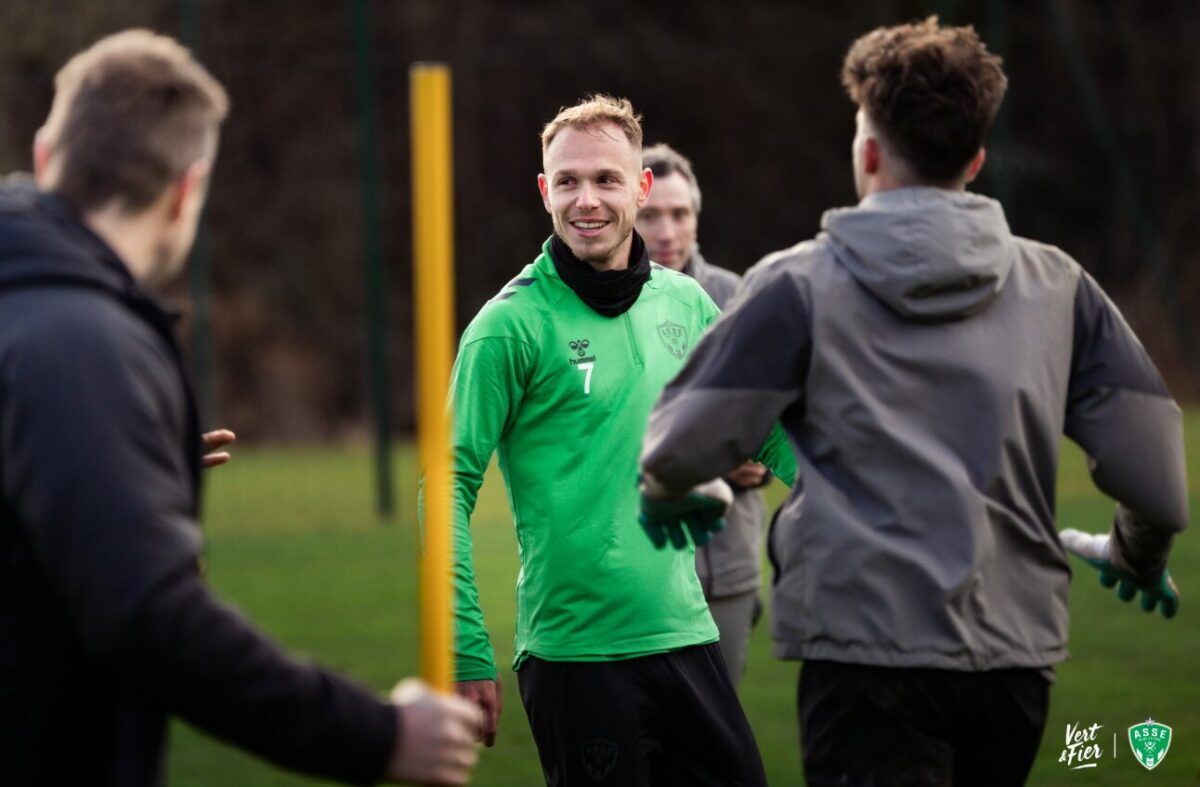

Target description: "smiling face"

left=635, top=171, right=697, bottom=271
left=538, top=121, right=652, bottom=271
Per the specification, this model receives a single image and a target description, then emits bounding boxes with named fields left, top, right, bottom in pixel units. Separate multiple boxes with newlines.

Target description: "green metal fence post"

left=353, top=0, right=394, bottom=519
left=181, top=0, right=216, bottom=429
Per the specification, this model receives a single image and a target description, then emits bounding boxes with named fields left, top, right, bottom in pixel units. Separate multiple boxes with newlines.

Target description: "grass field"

left=167, top=414, right=1199, bottom=786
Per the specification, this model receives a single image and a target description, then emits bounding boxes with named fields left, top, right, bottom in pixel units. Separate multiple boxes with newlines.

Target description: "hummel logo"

left=569, top=337, right=596, bottom=367
left=568, top=340, right=597, bottom=394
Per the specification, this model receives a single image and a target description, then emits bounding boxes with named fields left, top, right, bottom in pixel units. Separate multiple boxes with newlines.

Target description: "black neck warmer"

left=550, top=231, right=650, bottom=317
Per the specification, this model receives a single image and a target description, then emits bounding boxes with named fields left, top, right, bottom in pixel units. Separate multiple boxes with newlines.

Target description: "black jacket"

left=0, top=178, right=395, bottom=785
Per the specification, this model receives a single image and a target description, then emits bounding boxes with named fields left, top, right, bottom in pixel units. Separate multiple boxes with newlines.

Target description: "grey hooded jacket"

left=684, top=251, right=769, bottom=599
left=642, top=187, right=1188, bottom=671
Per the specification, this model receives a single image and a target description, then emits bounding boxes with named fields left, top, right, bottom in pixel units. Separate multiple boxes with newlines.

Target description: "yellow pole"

left=411, top=63, right=455, bottom=694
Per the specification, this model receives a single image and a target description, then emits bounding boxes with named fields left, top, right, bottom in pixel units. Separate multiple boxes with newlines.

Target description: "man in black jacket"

left=0, top=30, right=479, bottom=786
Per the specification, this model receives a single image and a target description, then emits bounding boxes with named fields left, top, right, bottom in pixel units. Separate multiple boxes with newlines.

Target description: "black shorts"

left=798, top=660, right=1050, bottom=787
left=517, top=642, right=767, bottom=786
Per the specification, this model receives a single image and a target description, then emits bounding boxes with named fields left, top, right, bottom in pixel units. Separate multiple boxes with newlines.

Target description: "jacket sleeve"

left=692, top=280, right=799, bottom=489
left=446, top=335, right=529, bottom=681
left=1063, top=272, right=1189, bottom=583
left=644, top=266, right=811, bottom=493
left=0, top=307, right=395, bottom=784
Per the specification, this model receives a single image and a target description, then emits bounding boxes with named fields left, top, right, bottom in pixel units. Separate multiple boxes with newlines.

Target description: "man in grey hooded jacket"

left=636, top=142, right=773, bottom=687
left=638, top=17, right=1188, bottom=787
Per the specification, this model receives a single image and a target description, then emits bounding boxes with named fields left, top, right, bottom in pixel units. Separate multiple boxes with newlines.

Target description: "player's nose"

left=575, top=181, right=600, bottom=209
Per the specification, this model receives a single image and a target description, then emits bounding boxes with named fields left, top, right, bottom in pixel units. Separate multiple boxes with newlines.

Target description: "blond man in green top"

left=449, top=96, right=786, bottom=786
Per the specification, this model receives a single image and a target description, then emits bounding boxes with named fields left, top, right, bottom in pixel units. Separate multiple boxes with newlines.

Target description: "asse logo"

left=1056, top=716, right=1174, bottom=773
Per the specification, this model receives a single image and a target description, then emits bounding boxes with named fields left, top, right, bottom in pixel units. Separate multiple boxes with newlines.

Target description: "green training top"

left=450, top=237, right=792, bottom=681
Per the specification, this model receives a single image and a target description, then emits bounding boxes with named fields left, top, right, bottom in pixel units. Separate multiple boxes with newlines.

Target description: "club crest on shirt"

left=580, top=738, right=618, bottom=781
left=656, top=321, right=689, bottom=359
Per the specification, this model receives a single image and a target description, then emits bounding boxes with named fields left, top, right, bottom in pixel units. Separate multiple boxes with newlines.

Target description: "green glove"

left=638, top=475, right=733, bottom=550
left=1059, top=528, right=1180, bottom=619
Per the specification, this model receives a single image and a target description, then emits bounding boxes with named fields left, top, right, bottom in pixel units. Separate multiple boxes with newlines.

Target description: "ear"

left=636, top=167, right=653, bottom=208
left=537, top=173, right=551, bottom=213
left=963, top=148, right=987, bottom=185
left=862, top=137, right=882, bottom=175
left=32, top=130, right=53, bottom=186
left=169, top=159, right=212, bottom=221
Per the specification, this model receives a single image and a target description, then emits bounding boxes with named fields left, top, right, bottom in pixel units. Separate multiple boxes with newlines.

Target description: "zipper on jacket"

left=623, top=312, right=644, bottom=369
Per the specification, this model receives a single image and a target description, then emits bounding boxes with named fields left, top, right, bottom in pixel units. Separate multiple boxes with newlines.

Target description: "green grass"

left=168, top=413, right=1200, bottom=786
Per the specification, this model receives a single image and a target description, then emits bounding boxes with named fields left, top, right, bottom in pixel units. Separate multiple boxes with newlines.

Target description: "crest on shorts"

left=656, top=320, right=689, bottom=360
left=580, top=738, right=618, bottom=781
left=1128, top=719, right=1171, bottom=770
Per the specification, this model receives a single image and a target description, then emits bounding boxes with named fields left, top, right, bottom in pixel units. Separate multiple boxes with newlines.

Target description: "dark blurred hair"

left=642, top=143, right=702, bottom=213
left=842, top=16, right=1007, bottom=183
left=40, top=29, right=229, bottom=213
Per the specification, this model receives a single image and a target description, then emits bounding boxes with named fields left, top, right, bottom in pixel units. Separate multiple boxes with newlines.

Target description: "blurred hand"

left=455, top=677, right=502, bottom=747
left=1060, top=528, right=1180, bottom=619
left=639, top=475, right=732, bottom=549
left=387, top=678, right=481, bottom=785
left=202, top=429, right=236, bottom=469
left=725, top=461, right=768, bottom=489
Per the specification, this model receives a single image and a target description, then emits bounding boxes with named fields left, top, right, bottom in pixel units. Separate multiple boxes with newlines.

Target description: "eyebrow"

left=552, top=167, right=627, bottom=180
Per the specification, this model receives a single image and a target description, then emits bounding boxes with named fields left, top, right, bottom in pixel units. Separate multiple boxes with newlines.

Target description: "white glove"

left=639, top=473, right=733, bottom=507
left=1058, top=528, right=1110, bottom=562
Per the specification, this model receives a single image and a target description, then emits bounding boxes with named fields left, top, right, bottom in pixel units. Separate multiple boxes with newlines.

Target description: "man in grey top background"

left=636, top=143, right=771, bottom=686
left=640, top=17, right=1187, bottom=787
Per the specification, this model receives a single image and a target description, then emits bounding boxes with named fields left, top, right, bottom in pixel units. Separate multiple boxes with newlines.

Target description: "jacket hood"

left=822, top=187, right=1014, bottom=322
left=0, top=175, right=134, bottom=298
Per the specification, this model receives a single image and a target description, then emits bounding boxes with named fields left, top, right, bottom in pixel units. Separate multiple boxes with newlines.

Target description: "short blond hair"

left=540, top=94, right=643, bottom=152
left=41, top=29, right=229, bottom=212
